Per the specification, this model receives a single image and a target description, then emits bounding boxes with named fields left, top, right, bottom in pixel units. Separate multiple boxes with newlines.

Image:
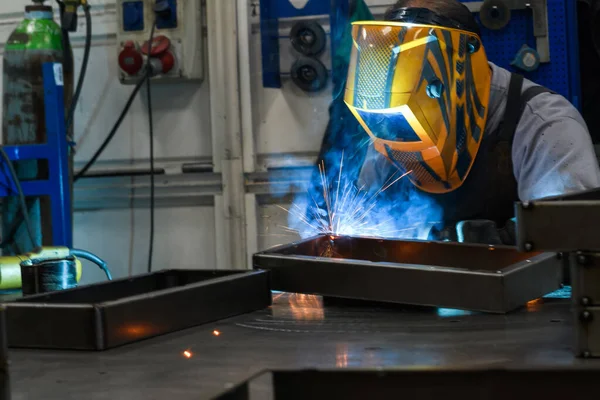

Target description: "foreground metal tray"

left=0, top=307, right=8, bottom=400
left=3, top=270, right=271, bottom=350
left=213, top=368, right=600, bottom=400
left=254, top=236, right=561, bottom=313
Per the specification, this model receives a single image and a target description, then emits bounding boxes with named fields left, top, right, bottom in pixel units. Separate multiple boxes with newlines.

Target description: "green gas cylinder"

left=2, top=1, right=73, bottom=253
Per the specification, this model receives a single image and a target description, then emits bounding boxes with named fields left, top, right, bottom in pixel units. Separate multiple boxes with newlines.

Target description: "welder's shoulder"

left=515, top=90, right=591, bottom=153
left=513, top=90, right=600, bottom=200
left=521, top=90, right=587, bottom=128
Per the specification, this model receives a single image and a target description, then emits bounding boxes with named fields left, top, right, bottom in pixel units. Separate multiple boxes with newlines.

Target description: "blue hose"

left=69, top=249, right=113, bottom=281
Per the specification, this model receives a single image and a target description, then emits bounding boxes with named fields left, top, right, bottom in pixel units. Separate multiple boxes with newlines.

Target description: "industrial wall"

left=0, top=0, right=217, bottom=283
left=0, top=0, right=421, bottom=283
left=0, top=0, right=337, bottom=283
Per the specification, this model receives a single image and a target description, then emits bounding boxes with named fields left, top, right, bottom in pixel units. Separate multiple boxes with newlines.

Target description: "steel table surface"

left=4, top=291, right=600, bottom=400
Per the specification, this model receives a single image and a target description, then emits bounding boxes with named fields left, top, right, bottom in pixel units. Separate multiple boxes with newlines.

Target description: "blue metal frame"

left=261, top=0, right=582, bottom=109
left=0, top=63, right=72, bottom=248
left=464, top=0, right=581, bottom=108
left=261, top=0, right=344, bottom=88
left=565, top=0, right=582, bottom=110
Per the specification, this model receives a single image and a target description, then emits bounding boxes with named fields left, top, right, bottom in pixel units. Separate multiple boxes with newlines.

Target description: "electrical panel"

left=116, top=0, right=204, bottom=84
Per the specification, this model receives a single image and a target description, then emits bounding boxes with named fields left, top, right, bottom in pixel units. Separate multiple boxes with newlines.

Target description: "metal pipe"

left=207, top=0, right=247, bottom=269
left=237, top=0, right=259, bottom=268
left=237, top=0, right=257, bottom=175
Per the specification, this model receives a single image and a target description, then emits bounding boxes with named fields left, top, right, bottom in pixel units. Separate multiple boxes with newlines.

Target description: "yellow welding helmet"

left=344, top=9, right=492, bottom=193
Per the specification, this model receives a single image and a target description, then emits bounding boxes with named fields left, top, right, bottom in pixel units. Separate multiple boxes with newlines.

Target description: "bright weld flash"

left=182, top=350, right=193, bottom=358
left=277, top=152, right=414, bottom=239
left=213, top=330, right=221, bottom=336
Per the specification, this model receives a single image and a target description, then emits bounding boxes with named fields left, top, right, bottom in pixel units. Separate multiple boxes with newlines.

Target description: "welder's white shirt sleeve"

left=512, top=93, right=600, bottom=201
left=357, top=145, right=394, bottom=190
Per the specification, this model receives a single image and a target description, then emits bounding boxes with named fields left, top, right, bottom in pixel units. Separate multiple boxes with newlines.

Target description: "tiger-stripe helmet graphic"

left=344, top=21, right=492, bottom=193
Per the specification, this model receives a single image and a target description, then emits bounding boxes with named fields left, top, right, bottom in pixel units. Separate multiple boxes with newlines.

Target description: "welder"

left=344, top=0, right=600, bottom=244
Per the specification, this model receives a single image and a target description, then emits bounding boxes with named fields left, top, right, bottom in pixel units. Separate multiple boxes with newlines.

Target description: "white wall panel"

left=74, top=206, right=216, bottom=285
left=0, top=0, right=47, bottom=15
left=72, top=43, right=212, bottom=165
left=257, top=203, right=301, bottom=251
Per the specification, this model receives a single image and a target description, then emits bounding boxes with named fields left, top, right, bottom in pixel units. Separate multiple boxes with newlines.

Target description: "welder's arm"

left=455, top=219, right=516, bottom=245
left=357, top=145, right=395, bottom=189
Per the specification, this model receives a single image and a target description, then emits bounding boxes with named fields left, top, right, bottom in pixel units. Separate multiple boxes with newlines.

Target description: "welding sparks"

left=280, top=153, right=414, bottom=238
left=213, top=330, right=221, bottom=337
left=182, top=350, right=193, bottom=359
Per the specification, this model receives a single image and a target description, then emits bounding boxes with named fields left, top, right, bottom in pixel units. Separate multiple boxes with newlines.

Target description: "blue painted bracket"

left=564, top=0, right=581, bottom=110
left=260, top=0, right=348, bottom=89
left=0, top=63, right=72, bottom=248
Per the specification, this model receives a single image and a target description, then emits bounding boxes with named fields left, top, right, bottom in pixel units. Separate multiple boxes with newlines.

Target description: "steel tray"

left=213, top=368, right=600, bottom=400
left=254, top=236, right=561, bottom=313
left=0, top=307, right=8, bottom=400
left=3, top=270, right=271, bottom=350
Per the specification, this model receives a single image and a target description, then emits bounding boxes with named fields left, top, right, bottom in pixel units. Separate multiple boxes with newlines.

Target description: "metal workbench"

left=4, top=291, right=600, bottom=399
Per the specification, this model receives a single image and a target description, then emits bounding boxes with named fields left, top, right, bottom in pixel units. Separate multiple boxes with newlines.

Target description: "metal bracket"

left=465, top=0, right=550, bottom=63
left=570, top=252, right=600, bottom=357
left=259, top=0, right=349, bottom=89
left=260, top=0, right=331, bottom=88
left=515, top=188, right=600, bottom=252
left=516, top=201, right=600, bottom=252
left=514, top=188, right=600, bottom=357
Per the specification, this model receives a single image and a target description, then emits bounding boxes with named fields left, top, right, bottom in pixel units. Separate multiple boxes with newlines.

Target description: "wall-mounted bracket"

left=465, top=0, right=550, bottom=63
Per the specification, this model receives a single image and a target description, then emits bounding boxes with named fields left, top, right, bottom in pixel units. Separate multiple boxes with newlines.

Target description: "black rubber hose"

left=74, top=72, right=149, bottom=181
left=146, top=21, right=157, bottom=274
left=70, top=248, right=113, bottom=280
left=65, top=2, right=92, bottom=132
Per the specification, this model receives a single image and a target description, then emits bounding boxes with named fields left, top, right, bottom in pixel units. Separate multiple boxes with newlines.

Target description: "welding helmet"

left=344, top=8, right=492, bottom=193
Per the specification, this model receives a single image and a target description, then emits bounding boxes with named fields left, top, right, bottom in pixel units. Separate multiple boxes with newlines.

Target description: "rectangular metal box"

left=254, top=236, right=561, bottom=313
left=3, top=270, right=271, bottom=350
